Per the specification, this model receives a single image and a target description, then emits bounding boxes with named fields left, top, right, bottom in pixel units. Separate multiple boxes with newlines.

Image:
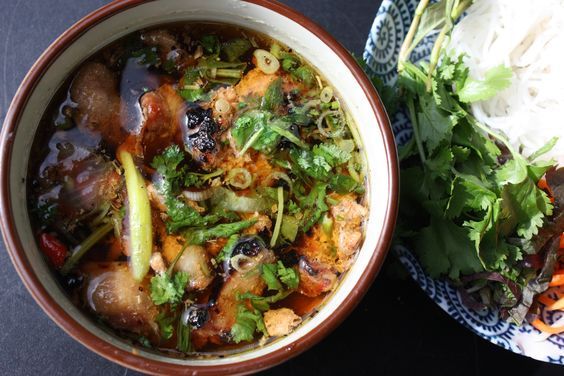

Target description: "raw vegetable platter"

left=363, top=0, right=564, bottom=365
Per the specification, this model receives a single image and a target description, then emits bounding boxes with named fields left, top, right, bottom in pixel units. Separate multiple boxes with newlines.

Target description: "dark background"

left=0, top=0, right=561, bottom=375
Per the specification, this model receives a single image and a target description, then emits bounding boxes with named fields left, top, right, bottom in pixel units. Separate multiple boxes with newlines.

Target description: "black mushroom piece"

left=276, top=247, right=300, bottom=267
left=222, top=235, right=266, bottom=275
left=183, top=107, right=219, bottom=154
left=231, top=236, right=264, bottom=258
left=181, top=304, right=210, bottom=329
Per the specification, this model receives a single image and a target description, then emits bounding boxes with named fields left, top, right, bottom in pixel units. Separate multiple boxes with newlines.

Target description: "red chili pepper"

left=39, top=233, right=68, bottom=268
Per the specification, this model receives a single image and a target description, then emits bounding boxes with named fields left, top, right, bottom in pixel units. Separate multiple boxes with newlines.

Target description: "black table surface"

left=0, top=0, right=562, bottom=375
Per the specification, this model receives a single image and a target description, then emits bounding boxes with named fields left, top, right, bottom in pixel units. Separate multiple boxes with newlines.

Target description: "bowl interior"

left=5, top=0, right=395, bottom=368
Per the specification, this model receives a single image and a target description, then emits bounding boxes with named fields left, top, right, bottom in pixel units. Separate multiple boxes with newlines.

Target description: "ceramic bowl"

left=0, top=0, right=398, bottom=374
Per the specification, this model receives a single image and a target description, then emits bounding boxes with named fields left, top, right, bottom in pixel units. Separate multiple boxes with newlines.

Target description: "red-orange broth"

left=27, top=23, right=367, bottom=356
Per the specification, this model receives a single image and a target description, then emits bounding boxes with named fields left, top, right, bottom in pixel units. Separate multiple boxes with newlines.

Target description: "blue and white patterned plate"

left=363, top=0, right=564, bottom=365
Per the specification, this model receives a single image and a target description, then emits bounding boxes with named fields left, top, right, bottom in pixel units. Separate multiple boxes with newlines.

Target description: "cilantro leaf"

left=292, top=66, right=315, bottom=88
left=150, top=271, right=189, bottom=305
left=156, top=313, right=175, bottom=340
left=200, top=35, right=220, bottom=55
left=184, top=219, right=257, bottom=245
left=313, top=143, right=351, bottom=167
left=215, top=234, right=239, bottom=263
left=495, top=158, right=528, bottom=185
left=457, top=65, right=512, bottom=103
left=261, top=261, right=299, bottom=291
left=277, top=261, right=299, bottom=289
left=166, top=199, right=234, bottom=233
left=414, top=218, right=484, bottom=279
left=280, top=52, right=300, bottom=72
left=289, top=148, right=331, bottom=181
left=262, top=78, right=284, bottom=112
left=528, top=137, right=559, bottom=162
left=287, top=200, right=300, bottom=215
left=183, top=67, right=201, bottom=85
left=231, top=110, right=280, bottom=154
left=329, top=174, right=362, bottom=194
left=179, top=88, right=207, bottom=103
left=235, top=260, right=299, bottom=314
left=501, top=179, right=553, bottom=240
left=151, top=144, right=185, bottom=196
left=238, top=290, right=293, bottom=313
left=231, top=305, right=268, bottom=343
left=417, top=94, right=454, bottom=153
left=297, top=183, right=329, bottom=232
left=261, top=263, right=283, bottom=291
left=424, top=147, right=453, bottom=181
left=151, top=146, right=235, bottom=233
left=221, top=38, right=252, bottom=62
left=446, top=175, right=497, bottom=218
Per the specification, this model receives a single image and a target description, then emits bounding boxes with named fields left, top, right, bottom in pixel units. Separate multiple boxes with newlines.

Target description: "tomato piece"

left=39, top=233, right=68, bottom=268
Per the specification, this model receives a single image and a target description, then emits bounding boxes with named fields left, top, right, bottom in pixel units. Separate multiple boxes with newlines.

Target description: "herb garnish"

left=387, top=0, right=556, bottom=315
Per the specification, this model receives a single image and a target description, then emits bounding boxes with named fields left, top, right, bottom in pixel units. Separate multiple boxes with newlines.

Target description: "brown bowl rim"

left=0, top=0, right=399, bottom=374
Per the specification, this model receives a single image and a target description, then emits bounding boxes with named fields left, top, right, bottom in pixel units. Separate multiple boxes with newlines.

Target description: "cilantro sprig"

left=391, top=0, right=557, bottom=316
left=149, top=239, right=190, bottom=306
left=150, top=270, right=189, bottom=306
left=230, top=261, right=299, bottom=343
left=151, top=145, right=235, bottom=233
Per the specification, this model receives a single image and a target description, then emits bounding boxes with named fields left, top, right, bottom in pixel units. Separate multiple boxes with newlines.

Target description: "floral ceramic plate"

left=363, top=0, right=564, bottom=365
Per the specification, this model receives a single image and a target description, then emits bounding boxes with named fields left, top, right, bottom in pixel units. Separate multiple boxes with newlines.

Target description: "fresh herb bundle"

left=388, top=0, right=557, bottom=321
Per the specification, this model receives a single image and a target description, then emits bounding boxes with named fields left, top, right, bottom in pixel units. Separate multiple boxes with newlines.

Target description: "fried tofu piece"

left=331, top=195, right=368, bottom=268
left=264, top=308, right=302, bottom=337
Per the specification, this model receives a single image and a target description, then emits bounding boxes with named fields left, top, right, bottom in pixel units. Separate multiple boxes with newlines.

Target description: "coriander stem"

left=398, top=0, right=430, bottom=72
left=404, top=61, right=431, bottom=85
left=425, top=0, right=473, bottom=91
left=238, top=127, right=265, bottom=157
left=457, top=103, right=518, bottom=158
left=426, top=24, right=450, bottom=91
left=452, top=0, right=472, bottom=19
left=270, top=186, right=284, bottom=247
left=60, top=222, right=114, bottom=275
left=167, top=242, right=188, bottom=276
left=406, top=97, right=427, bottom=164
left=269, top=123, right=309, bottom=149
left=201, top=169, right=224, bottom=181
left=216, top=69, right=243, bottom=78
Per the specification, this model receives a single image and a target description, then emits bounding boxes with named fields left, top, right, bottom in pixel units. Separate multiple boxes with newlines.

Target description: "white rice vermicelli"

left=450, top=0, right=564, bottom=163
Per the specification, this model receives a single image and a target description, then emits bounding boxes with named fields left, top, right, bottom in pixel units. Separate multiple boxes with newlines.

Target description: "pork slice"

left=71, top=62, right=124, bottom=147
left=191, top=250, right=275, bottom=348
left=81, top=262, right=159, bottom=340
left=139, top=84, right=184, bottom=161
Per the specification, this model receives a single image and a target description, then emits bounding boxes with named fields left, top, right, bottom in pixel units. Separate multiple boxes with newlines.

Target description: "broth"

left=27, top=22, right=367, bottom=356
